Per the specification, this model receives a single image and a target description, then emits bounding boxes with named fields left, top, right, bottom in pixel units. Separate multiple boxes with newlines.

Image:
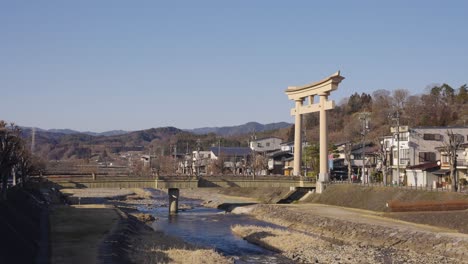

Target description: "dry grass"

left=160, top=248, right=230, bottom=264
left=218, top=187, right=291, bottom=203
left=131, top=188, right=154, bottom=198
left=231, top=225, right=318, bottom=253
left=127, top=222, right=233, bottom=264
left=384, top=210, right=468, bottom=234
left=132, top=247, right=229, bottom=264
left=301, top=184, right=468, bottom=211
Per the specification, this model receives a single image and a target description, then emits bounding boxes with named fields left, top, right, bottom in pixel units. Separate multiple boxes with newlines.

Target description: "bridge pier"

left=168, top=188, right=179, bottom=214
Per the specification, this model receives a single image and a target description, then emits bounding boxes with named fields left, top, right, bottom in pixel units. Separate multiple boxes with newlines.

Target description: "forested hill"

left=187, top=122, right=292, bottom=136
left=303, top=84, right=468, bottom=143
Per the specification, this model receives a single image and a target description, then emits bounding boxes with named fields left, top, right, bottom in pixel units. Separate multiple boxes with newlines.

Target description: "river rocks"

left=133, top=213, right=156, bottom=223
left=231, top=204, right=257, bottom=214
left=126, top=194, right=145, bottom=200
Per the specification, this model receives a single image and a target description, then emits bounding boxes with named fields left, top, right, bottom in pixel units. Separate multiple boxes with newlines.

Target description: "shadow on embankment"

left=0, top=187, right=49, bottom=264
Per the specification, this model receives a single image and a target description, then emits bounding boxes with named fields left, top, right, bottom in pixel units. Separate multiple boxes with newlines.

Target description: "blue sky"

left=1, top=1, right=467, bottom=132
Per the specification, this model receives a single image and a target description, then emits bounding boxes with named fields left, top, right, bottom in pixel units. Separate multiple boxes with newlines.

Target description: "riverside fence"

left=329, top=180, right=468, bottom=193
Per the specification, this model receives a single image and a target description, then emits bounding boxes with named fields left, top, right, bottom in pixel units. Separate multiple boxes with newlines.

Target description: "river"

left=141, top=200, right=290, bottom=263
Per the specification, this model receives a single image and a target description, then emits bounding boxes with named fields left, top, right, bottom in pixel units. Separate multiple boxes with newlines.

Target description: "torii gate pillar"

left=285, top=72, right=345, bottom=192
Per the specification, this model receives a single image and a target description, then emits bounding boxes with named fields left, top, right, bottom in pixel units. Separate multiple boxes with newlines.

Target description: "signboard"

left=390, top=126, right=408, bottom=133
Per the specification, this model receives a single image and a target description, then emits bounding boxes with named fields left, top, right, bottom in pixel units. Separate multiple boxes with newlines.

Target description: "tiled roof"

left=407, top=162, right=439, bottom=171
left=210, top=147, right=252, bottom=157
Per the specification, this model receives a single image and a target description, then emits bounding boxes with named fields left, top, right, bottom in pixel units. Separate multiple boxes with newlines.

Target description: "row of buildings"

left=334, top=127, right=468, bottom=188
left=141, top=126, right=468, bottom=188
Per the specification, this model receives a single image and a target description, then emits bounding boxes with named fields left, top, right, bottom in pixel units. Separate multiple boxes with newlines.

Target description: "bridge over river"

left=46, top=175, right=316, bottom=213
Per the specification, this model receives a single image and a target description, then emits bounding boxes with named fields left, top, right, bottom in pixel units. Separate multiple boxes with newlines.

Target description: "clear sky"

left=1, top=1, right=467, bottom=132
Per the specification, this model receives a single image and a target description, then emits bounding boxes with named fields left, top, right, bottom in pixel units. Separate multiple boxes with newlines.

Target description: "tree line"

left=297, top=83, right=468, bottom=144
left=0, top=121, right=44, bottom=200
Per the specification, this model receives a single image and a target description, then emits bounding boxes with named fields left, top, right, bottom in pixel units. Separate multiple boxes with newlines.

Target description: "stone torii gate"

left=285, top=71, right=345, bottom=193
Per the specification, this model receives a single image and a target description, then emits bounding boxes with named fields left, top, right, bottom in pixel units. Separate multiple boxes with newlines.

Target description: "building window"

left=441, top=154, right=449, bottom=164
left=423, top=133, right=442, bottom=141
left=266, top=142, right=271, bottom=147
left=399, top=132, right=408, bottom=141
left=450, top=134, right=465, bottom=143
left=419, top=152, right=436, bottom=162
left=400, top=149, right=410, bottom=165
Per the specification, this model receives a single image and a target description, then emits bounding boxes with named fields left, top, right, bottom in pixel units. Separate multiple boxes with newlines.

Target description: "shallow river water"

left=145, top=206, right=290, bottom=263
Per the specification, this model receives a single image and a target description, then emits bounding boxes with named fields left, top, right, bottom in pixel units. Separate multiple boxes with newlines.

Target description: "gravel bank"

left=242, top=204, right=468, bottom=263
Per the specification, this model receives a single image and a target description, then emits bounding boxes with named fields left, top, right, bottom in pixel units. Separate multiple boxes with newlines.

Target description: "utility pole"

left=196, top=139, right=201, bottom=177
left=218, top=139, right=221, bottom=158
left=31, top=127, right=36, bottom=154
left=303, top=116, right=307, bottom=177
left=359, top=112, right=371, bottom=183
left=392, top=111, right=401, bottom=185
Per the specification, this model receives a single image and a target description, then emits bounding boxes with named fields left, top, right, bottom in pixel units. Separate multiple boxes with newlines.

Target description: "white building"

left=249, top=137, right=283, bottom=153
left=191, top=150, right=212, bottom=175
left=383, top=126, right=468, bottom=185
left=406, top=162, right=442, bottom=188
left=280, top=141, right=309, bottom=153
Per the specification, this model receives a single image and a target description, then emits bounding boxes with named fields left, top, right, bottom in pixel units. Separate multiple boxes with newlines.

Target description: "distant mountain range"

left=186, top=122, right=292, bottom=136
left=47, top=129, right=129, bottom=137
left=22, top=122, right=292, bottom=137
left=18, top=122, right=292, bottom=160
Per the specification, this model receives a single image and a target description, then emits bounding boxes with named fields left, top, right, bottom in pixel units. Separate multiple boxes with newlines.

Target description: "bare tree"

left=375, top=137, right=389, bottom=185
left=252, top=153, right=268, bottom=176
left=157, top=155, right=177, bottom=176
left=15, top=148, right=33, bottom=187
left=209, top=154, right=225, bottom=175
left=392, top=89, right=409, bottom=111
left=0, top=122, right=23, bottom=200
left=442, top=130, right=464, bottom=192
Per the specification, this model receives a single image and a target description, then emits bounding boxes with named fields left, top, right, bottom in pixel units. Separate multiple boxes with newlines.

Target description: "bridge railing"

left=44, top=173, right=316, bottom=182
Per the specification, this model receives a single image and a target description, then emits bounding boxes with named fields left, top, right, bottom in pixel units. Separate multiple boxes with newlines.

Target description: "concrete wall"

left=405, top=170, right=441, bottom=188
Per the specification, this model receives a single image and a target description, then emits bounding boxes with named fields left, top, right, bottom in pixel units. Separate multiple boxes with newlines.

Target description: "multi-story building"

left=383, top=126, right=468, bottom=185
left=249, top=137, right=282, bottom=153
